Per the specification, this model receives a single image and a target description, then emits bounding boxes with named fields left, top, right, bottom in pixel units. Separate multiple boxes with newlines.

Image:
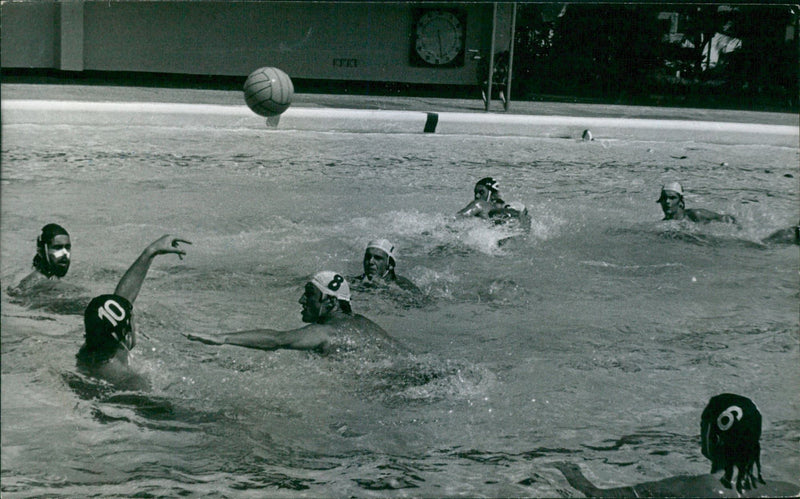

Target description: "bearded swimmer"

left=553, top=393, right=799, bottom=498
left=76, top=235, right=190, bottom=388
left=10, top=223, right=73, bottom=292
left=657, top=182, right=736, bottom=223
left=352, top=239, right=421, bottom=293
left=184, top=271, right=405, bottom=355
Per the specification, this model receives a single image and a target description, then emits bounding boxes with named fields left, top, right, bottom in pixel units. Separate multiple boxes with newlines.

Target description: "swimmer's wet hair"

left=701, top=393, right=765, bottom=493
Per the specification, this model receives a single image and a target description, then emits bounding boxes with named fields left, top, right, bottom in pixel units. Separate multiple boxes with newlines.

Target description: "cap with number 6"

left=310, top=271, right=351, bottom=302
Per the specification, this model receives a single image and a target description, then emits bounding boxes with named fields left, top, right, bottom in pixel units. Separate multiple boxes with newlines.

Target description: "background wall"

left=2, top=1, right=514, bottom=86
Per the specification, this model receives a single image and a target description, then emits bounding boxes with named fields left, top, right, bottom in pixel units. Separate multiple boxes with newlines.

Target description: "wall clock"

left=413, top=10, right=465, bottom=67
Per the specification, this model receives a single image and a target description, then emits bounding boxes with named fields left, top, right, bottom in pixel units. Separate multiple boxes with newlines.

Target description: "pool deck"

left=3, top=82, right=797, bottom=125
left=3, top=83, right=798, bottom=145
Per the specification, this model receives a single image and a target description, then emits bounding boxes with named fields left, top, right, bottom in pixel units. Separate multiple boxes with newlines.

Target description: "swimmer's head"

left=83, top=294, right=134, bottom=352
left=657, top=181, right=684, bottom=201
left=701, top=393, right=764, bottom=491
left=364, top=239, right=396, bottom=278
left=301, top=271, right=353, bottom=322
left=34, top=223, right=71, bottom=278
left=475, top=177, right=500, bottom=201
left=657, top=182, right=685, bottom=218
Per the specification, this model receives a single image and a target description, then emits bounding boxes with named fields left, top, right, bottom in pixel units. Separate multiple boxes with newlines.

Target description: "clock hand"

left=438, top=30, right=443, bottom=57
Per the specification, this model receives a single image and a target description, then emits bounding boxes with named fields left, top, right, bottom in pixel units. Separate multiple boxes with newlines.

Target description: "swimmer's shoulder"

left=76, top=351, right=151, bottom=391
left=763, top=227, right=799, bottom=245
left=631, top=474, right=799, bottom=498
left=8, top=271, right=47, bottom=295
left=393, top=275, right=422, bottom=294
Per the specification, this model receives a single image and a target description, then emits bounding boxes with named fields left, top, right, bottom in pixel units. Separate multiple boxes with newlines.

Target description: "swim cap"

left=701, top=393, right=763, bottom=491
left=310, top=271, right=351, bottom=302
left=476, top=177, right=499, bottom=192
left=661, top=182, right=683, bottom=196
left=366, top=239, right=396, bottom=265
left=37, top=223, right=69, bottom=246
left=84, top=294, right=133, bottom=346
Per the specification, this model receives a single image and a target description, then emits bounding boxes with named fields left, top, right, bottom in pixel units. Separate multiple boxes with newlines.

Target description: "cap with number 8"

left=310, top=271, right=351, bottom=302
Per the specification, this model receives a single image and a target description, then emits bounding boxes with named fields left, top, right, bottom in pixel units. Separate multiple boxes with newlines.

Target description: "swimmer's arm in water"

left=553, top=462, right=800, bottom=498
left=685, top=208, right=736, bottom=224
left=114, top=235, right=191, bottom=304
left=458, top=199, right=491, bottom=218
left=185, top=325, right=331, bottom=352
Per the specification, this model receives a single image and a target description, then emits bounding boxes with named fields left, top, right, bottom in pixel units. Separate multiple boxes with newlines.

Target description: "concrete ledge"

left=3, top=99, right=798, bottom=146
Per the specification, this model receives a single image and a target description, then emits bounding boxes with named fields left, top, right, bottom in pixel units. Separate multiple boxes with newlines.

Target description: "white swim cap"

left=661, top=181, right=683, bottom=195
left=366, top=239, right=396, bottom=263
left=310, top=271, right=351, bottom=302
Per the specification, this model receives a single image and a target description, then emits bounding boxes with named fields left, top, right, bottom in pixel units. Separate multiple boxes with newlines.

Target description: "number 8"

left=328, top=274, right=344, bottom=291
left=98, top=299, right=126, bottom=327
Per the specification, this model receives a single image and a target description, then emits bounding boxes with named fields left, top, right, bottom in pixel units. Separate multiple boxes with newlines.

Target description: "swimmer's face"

left=658, top=190, right=682, bottom=219
left=46, top=234, right=71, bottom=277
left=299, top=283, right=329, bottom=323
left=363, top=248, right=390, bottom=279
left=474, top=185, right=493, bottom=201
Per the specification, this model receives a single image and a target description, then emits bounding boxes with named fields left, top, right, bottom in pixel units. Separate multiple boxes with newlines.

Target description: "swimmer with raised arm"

left=186, top=271, right=405, bottom=355
left=657, top=182, right=736, bottom=223
left=352, top=239, right=421, bottom=293
left=76, top=235, right=190, bottom=386
left=458, top=177, right=529, bottom=227
left=554, top=393, right=799, bottom=498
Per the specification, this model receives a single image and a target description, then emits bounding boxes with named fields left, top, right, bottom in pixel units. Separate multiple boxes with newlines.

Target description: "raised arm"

left=185, top=325, right=330, bottom=353
left=114, top=235, right=191, bottom=304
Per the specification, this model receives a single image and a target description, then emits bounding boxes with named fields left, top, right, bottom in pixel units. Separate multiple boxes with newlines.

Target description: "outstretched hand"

left=148, top=235, right=192, bottom=260
left=183, top=332, right=224, bottom=345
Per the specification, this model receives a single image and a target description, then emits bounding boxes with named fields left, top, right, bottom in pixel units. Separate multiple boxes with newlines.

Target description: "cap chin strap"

left=44, top=243, right=52, bottom=267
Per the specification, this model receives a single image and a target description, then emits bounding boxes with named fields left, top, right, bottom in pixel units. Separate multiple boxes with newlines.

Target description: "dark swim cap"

left=37, top=223, right=69, bottom=247
left=701, top=393, right=764, bottom=492
left=84, top=294, right=133, bottom=347
left=476, top=177, right=499, bottom=193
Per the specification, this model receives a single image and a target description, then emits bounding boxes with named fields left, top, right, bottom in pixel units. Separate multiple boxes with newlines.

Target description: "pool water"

left=1, top=89, right=798, bottom=497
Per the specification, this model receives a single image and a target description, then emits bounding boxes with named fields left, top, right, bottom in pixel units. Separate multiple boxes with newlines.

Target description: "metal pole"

left=485, top=2, right=497, bottom=111
left=504, top=2, right=517, bottom=111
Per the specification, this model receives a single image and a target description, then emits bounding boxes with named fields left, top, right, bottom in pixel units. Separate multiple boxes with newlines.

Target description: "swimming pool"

left=2, top=85, right=798, bottom=497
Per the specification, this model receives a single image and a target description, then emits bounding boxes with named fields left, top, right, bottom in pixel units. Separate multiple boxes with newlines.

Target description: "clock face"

left=414, top=10, right=464, bottom=66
